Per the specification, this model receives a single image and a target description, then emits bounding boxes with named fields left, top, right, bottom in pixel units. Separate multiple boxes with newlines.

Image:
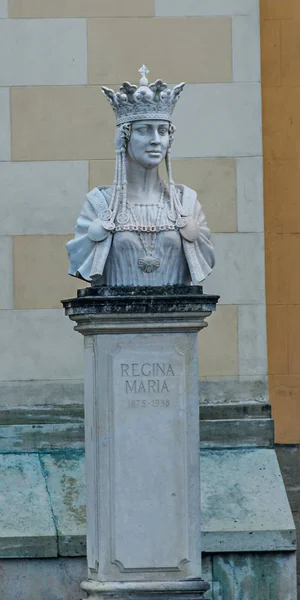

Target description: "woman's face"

left=127, top=120, right=170, bottom=168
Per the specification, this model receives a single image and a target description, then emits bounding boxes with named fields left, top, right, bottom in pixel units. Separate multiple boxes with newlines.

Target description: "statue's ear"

left=168, top=123, right=176, bottom=147
left=114, top=124, right=131, bottom=150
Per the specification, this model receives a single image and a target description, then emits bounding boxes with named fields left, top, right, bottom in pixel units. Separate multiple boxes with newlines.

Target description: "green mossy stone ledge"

left=0, top=447, right=295, bottom=559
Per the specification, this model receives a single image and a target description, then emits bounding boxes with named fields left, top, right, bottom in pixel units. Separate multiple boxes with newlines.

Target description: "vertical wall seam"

left=37, top=452, right=59, bottom=556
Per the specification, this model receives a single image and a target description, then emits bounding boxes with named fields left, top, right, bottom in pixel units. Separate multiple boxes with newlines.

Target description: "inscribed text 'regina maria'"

left=121, top=362, right=175, bottom=394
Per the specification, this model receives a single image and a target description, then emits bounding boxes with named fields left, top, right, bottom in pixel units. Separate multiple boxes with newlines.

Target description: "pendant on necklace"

left=103, top=220, right=116, bottom=231
left=117, top=211, right=129, bottom=225
left=138, top=255, right=161, bottom=273
left=176, top=216, right=188, bottom=228
left=99, top=208, right=113, bottom=221
left=168, top=210, right=177, bottom=222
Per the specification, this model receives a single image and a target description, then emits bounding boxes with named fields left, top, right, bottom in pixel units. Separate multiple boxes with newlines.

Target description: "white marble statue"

left=67, top=66, right=215, bottom=286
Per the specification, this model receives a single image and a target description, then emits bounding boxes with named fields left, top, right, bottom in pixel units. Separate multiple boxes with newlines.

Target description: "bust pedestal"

left=62, top=286, right=218, bottom=600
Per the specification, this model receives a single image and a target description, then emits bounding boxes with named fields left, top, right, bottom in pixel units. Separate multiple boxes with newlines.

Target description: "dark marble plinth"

left=62, top=285, right=219, bottom=316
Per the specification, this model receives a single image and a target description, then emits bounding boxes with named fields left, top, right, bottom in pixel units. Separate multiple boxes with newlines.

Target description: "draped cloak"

left=66, top=184, right=215, bottom=286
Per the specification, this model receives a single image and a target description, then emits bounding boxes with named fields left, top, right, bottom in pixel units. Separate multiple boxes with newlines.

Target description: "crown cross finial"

left=139, top=64, right=149, bottom=86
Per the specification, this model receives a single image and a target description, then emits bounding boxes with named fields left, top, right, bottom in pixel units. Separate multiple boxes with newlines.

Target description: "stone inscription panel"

left=121, top=361, right=175, bottom=408
left=110, top=339, right=189, bottom=572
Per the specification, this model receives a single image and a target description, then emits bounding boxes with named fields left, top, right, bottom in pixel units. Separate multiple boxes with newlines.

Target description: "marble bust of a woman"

left=66, top=66, right=215, bottom=287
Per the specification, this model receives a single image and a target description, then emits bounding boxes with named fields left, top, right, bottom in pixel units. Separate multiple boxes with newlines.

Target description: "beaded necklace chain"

left=126, top=181, right=165, bottom=273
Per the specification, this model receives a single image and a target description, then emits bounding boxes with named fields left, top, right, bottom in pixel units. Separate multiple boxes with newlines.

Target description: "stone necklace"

left=126, top=182, right=165, bottom=273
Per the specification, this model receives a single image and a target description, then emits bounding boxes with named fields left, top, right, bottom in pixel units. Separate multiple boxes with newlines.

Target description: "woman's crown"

left=102, top=65, right=185, bottom=126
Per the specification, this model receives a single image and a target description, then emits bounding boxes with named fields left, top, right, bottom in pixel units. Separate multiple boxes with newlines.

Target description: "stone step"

left=0, top=448, right=294, bottom=559
left=0, top=402, right=273, bottom=452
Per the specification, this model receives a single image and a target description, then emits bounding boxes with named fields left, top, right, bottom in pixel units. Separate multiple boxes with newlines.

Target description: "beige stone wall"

left=0, top=0, right=265, bottom=405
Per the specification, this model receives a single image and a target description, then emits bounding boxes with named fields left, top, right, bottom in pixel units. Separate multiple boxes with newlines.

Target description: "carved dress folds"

left=67, top=184, right=215, bottom=286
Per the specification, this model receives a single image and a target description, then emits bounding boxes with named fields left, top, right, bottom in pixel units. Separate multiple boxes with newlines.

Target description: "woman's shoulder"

left=86, top=186, right=112, bottom=213
left=87, top=186, right=112, bottom=201
left=175, top=184, right=197, bottom=207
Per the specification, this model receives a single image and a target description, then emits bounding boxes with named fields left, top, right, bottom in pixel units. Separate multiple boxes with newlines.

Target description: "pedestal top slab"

left=62, top=285, right=219, bottom=334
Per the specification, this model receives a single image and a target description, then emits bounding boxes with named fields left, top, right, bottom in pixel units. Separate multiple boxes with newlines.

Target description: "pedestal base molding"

left=81, top=579, right=210, bottom=600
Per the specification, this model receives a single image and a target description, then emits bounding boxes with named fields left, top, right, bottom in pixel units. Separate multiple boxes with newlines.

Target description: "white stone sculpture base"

left=80, top=579, right=210, bottom=600
left=63, top=286, right=218, bottom=600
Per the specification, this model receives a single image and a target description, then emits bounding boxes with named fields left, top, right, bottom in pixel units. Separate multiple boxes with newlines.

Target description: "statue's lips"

left=147, top=150, right=161, bottom=156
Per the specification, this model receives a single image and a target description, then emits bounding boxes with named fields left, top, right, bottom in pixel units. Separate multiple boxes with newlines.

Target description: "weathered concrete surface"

left=0, top=447, right=296, bottom=599
left=0, top=379, right=84, bottom=406
left=40, top=451, right=86, bottom=556
left=200, top=402, right=271, bottom=420
left=0, top=448, right=295, bottom=559
left=198, top=376, right=268, bottom=404
left=201, top=418, right=274, bottom=449
left=0, top=404, right=84, bottom=425
left=276, top=445, right=300, bottom=489
left=200, top=402, right=274, bottom=448
left=0, top=400, right=270, bottom=424
left=211, top=552, right=297, bottom=600
left=202, top=555, right=213, bottom=592
left=0, top=454, right=56, bottom=557
left=0, top=557, right=87, bottom=600
left=0, top=401, right=273, bottom=452
left=0, top=553, right=296, bottom=600
left=0, top=376, right=268, bottom=407
left=0, top=418, right=273, bottom=452
left=201, top=448, right=296, bottom=552
left=276, top=444, right=300, bottom=599
left=0, top=423, right=84, bottom=452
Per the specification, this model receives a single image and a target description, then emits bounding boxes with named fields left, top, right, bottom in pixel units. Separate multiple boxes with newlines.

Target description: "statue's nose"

left=151, top=130, right=160, bottom=144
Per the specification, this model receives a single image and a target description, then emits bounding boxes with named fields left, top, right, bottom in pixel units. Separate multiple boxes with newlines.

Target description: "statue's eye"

left=136, top=127, right=148, bottom=135
left=158, top=127, right=168, bottom=135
